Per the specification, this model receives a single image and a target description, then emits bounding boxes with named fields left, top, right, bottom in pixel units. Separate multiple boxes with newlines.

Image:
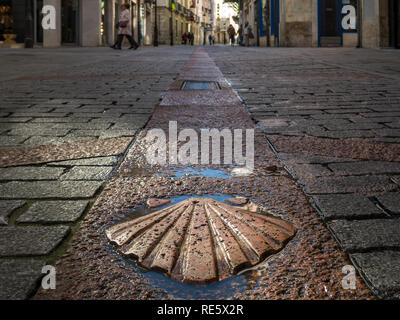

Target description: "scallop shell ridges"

left=106, top=197, right=296, bottom=284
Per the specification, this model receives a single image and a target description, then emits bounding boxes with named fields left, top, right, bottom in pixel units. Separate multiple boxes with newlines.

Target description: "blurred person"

left=110, top=4, right=138, bottom=50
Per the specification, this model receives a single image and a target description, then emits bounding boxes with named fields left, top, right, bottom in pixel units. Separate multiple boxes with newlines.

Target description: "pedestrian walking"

left=182, top=32, right=188, bottom=45
left=208, top=34, right=213, bottom=45
left=110, top=4, right=138, bottom=50
left=227, top=24, right=236, bottom=46
left=238, top=25, right=243, bottom=46
left=189, top=32, right=194, bottom=45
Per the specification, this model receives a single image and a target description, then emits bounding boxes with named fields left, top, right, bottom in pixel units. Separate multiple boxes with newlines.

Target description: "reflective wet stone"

left=146, top=198, right=172, bottom=209
left=224, top=197, right=249, bottom=206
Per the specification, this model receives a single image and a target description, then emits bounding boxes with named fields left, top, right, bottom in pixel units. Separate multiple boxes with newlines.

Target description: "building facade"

left=0, top=0, right=216, bottom=48
left=240, top=0, right=400, bottom=48
left=0, top=0, right=207, bottom=47
left=214, top=0, right=239, bottom=44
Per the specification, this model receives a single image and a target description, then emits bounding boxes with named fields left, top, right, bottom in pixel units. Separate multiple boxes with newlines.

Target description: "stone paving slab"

left=0, top=181, right=102, bottom=199
left=0, top=259, right=45, bottom=299
left=328, top=219, right=400, bottom=253
left=350, top=251, right=400, bottom=299
left=301, top=175, right=397, bottom=195
left=285, top=163, right=333, bottom=179
left=328, top=161, right=400, bottom=175
left=278, top=152, right=358, bottom=164
left=0, top=167, right=64, bottom=181
left=267, top=135, right=400, bottom=162
left=0, top=136, right=27, bottom=146
left=0, top=226, right=70, bottom=256
left=48, top=156, right=118, bottom=166
left=60, top=166, right=113, bottom=181
left=0, top=137, right=131, bottom=167
left=312, top=194, right=385, bottom=221
left=376, top=193, right=400, bottom=215
left=17, top=200, right=89, bottom=223
left=0, top=200, right=25, bottom=225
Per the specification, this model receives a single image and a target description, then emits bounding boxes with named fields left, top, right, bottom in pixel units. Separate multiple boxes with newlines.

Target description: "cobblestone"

left=0, top=181, right=102, bottom=199
left=328, top=219, right=400, bottom=253
left=60, top=166, right=113, bottom=181
left=328, top=161, right=400, bottom=175
left=312, top=194, right=385, bottom=220
left=17, top=200, right=89, bottom=223
left=0, top=200, right=25, bottom=225
left=301, top=176, right=397, bottom=194
left=0, top=167, right=64, bottom=181
left=376, top=193, right=400, bottom=215
left=0, top=259, right=45, bottom=299
left=0, top=226, right=70, bottom=256
left=351, top=251, right=400, bottom=299
left=48, top=156, right=118, bottom=166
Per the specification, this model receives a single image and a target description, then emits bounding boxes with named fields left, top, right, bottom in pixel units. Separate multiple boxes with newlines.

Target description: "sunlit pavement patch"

left=0, top=137, right=132, bottom=167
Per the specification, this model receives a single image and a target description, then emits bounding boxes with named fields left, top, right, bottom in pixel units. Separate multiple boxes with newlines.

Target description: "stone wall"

left=43, top=0, right=61, bottom=47
left=361, top=0, right=380, bottom=48
left=280, top=0, right=313, bottom=47
left=80, top=0, right=102, bottom=46
left=379, top=0, right=390, bottom=47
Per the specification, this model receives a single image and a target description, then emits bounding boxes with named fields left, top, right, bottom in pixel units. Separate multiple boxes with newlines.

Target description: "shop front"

left=389, top=0, right=399, bottom=48
left=1, top=0, right=102, bottom=48
left=0, top=0, right=26, bottom=47
left=61, top=0, right=79, bottom=44
left=318, top=0, right=358, bottom=47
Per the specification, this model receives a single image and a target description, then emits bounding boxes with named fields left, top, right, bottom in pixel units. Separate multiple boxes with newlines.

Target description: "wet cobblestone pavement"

left=0, top=46, right=399, bottom=300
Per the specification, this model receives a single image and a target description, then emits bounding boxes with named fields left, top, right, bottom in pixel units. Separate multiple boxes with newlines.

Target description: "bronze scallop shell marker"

left=106, top=197, right=296, bottom=284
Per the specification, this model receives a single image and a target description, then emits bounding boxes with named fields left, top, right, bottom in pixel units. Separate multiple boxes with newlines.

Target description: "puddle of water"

left=105, top=194, right=263, bottom=299
left=229, top=167, right=254, bottom=177
left=159, top=167, right=231, bottom=178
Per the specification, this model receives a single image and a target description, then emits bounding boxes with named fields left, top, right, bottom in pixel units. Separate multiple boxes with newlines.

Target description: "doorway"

left=318, top=0, right=342, bottom=46
left=61, top=0, right=79, bottom=44
left=389, top=0, right=400, bottom=48
left=34, top=0, right=43, bottom=43
left=323, top=0, right=339, bottom=36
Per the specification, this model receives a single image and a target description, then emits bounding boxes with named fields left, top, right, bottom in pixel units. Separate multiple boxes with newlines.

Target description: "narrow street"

left=0, top=45, right=399, bottom=300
